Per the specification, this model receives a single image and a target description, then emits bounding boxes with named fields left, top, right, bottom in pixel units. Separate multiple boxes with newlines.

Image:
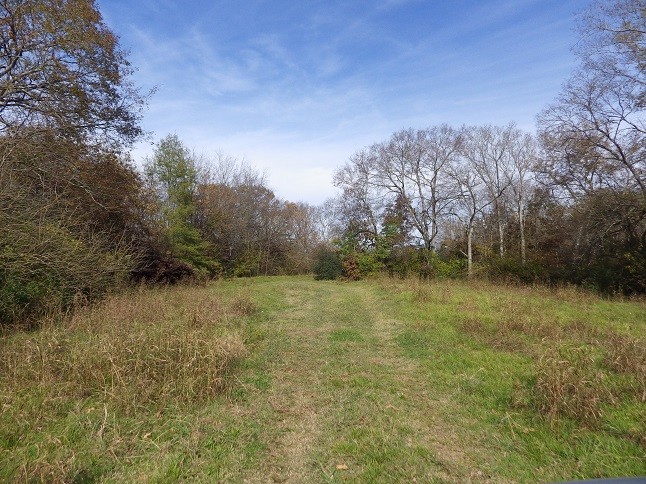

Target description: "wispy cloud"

left=99, top=0, right=585, bottom=204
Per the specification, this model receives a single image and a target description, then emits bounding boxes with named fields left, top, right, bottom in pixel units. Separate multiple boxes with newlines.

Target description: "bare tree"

left=335, top=126, right=462, bottom=255
left=539, top=0, right=645, bottom=197
left=462, top=124, right=515, bottom=257
left=314, top=197, right=344, bottom=243
left=333, top=150, right=383, bottom=249
left=448, top=159, right=494, bottom=277
left=578, top=0, right=645, bottom=106
left=505, top=129, right=538, bottom=264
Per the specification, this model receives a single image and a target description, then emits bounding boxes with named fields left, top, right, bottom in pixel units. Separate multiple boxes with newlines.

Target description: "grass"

left=1, top=276, right=645, bottom=482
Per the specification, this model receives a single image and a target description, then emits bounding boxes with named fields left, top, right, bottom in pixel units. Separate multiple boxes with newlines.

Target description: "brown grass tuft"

left=603, top=333, right=646, bottom=402
left=533, top=344, right=612, bottom=426
left=228, top=294, right=258, bottom=316
left=458, top=317, right=528, bottom=353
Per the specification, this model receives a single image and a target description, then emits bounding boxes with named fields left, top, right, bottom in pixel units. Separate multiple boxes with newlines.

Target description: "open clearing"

left=1, top=276, right=645, bottom=482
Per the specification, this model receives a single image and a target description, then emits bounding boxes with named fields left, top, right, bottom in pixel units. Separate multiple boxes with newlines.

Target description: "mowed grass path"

left=2, top=276, right=645, bottom=482
left=236, top=278, right=476, bottom=482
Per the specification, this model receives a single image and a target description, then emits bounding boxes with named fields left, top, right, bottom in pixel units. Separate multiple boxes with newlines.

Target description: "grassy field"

left=1, top=276, right=645, bottom=482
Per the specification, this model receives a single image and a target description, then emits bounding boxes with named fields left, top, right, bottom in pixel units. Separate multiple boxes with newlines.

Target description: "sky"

left=97, top=0, right=589, bottom=205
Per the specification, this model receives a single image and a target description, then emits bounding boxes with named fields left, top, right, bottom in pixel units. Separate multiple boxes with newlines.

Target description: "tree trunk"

left=519, top=204, right=526, bottom=265
left=496, top=203, right=505, bottom=257
left=467, top=225, right=473, bottom=277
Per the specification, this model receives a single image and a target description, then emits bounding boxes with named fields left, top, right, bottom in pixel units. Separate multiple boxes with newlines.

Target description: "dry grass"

left=456, top=306, right=644, bottom=426
left=604, top=333, right=646, bottom=402
left=459, top=315, right=606, bottom=356
left=533, top=344, right=612, bottom=426
left=389, top=276, right=645, bottom=434
left=0, top=287, right=251, bottom=411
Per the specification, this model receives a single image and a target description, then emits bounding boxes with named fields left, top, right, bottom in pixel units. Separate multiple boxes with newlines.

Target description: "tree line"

left=1, top=0, right=644, bottom=326
left=326, top=0, right=644, bottom=291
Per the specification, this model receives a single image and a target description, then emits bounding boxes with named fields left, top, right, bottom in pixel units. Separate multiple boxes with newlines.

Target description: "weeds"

left=533, top=344, right=612, bottom=426
left=396, top=276, right=645, bottom=443
left=604, top=333, right=646, bottom=402
left=0, top=287, right=251, bottom=411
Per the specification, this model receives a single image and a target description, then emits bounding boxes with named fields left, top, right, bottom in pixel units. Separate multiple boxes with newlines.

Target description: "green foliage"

left=482, top=256, right=548, bottom=285
left=145, top=135, right=216, bottom=275
left=0, top=212, right=133, bottom=326
left=356, top=251, right=383, bottom=276
left=384, top=247, right=422, bottom=278
left=313, top=248, right=343, bottom=280
left=233, top=250, right=262, bottom=277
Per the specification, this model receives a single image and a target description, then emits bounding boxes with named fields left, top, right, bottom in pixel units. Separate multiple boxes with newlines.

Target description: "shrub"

left=357, top=251, right=383, bottom=276
left=341, top=252, right=362, bottom=280
left=484, top=256, right=548, bottom=285
left=313, top=248, right=343, bottom=280
left=419, top=252, right=467, bottom=280
left=0, top=211, right=134, bottom=327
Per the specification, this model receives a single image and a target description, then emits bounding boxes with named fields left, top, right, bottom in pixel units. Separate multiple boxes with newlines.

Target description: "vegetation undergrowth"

left=380, top=277, right=646, bottom=472
left=0, top=283, right=256, bottom=482
left=1, top=276, right=644, bottom=482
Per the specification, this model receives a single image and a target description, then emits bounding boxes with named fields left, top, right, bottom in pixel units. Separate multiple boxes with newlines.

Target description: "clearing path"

left=228, top=278, right=490, bottom=483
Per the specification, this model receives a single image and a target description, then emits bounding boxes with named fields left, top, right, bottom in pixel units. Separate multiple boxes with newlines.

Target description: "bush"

left=313, top=248, right=343, bottom=280
left=341, top=253, right=362, bottom=280
left=0, top=210, right=134, bottom=327
left=419, top=252, right=467, bottom=280
left=483, top=256, right=548, bottom=285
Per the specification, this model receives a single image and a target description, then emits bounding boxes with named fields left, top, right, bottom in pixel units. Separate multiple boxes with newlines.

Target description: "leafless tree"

left=539, top=0, right=645, bottom=197
left=335, top=126, right=462, bottom=254
left=448, top=158, right=494, bottom=277
left=462, top=124, right=515, bottom=257
left=505, top=129, right=538, bottom=264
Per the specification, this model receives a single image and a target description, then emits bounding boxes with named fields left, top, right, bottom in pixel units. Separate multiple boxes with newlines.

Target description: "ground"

left=1, top=276, right=645, bottom=482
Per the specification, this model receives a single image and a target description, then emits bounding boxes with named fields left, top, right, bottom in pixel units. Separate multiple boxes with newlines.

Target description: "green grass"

left=1, top=276, right=644, bottom=482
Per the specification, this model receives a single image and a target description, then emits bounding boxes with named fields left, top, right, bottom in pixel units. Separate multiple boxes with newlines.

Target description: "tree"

left=333, top=152, right=383, bottom=251
left=448, top=160, right=493, bottom=277
left=334, top=126, right=462, bottom=257
left=194, top=153, right=319, bottom=277
left=578, top=0, right=645, bottom=108
left=505, top=129, right=538, bottom=264
left=538, top=0, right=645, bottom=196
left=145, top=135, right=215, bottom=275
left=462, top=124, right=516, bottom=257
left=537, top=0, right=646, bottom=293
left=0, top=0, right=145, bottom=146
left=377, top=126, right=462, bottom=255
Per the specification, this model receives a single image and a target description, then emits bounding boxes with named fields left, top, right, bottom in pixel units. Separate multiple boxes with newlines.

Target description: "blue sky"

left=97, top=0, right=588, bottom=205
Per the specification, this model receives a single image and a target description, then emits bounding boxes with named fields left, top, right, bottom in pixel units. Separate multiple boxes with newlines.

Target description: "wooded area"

left=1, top=0, right=644, bottom=326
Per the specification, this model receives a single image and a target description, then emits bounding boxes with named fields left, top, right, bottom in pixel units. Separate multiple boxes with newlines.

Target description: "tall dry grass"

left=533, top=345, right=612, bottom=426
left=0, top=286, right=253, bottom=412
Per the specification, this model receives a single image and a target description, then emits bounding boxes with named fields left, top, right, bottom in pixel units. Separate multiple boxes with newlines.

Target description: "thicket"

left=0, top=2, right=321, bottom=326
left=313, top=248, right=343, bottom=280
